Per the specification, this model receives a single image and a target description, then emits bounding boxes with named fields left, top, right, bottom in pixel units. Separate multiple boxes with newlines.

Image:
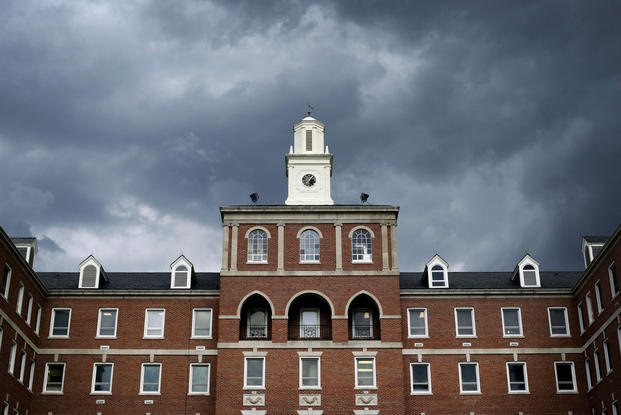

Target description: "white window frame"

left=593, top=350, right=602, bottom=382
left=426, top=254, right=449, bottom=288
left=577, top=303, right=585, bottom=334
left=42, top=362, right=66, bottom=394
left=143, top=308, right=165, bottom=339
left=25, top=295, right=33, bottom=326
left=78, top=260, right=100, bottom=289
left=501, top=307, right=523, bottom=337
left=192, top=308, right=213, bottom=339
left=610, top=262, right=619, bottom=298
left=91, top=362, right=114, bottom=394
left=603, top=340, right=611, bottom=374
left=586, top=292, right=595, bottom=325
left=2, top=264, right=11, bottom=299
left=594, top=280, right=604, bottom=314
left=554, top=361, right=577, bottom=393
left=49, top=308, right=72, bottom=338
left=455, top=307, right=476, bottom=338
left=8, top=343, right=16, bottom=375
left=585, top=359, right=592, bottom=390
left=246, top=228, right=269, bottom=263
left=354, top=356, right=377, bottom=389
left=409, top=362, right=432, bottom=394
left=18, top=351, right=26, bottom=383
left=243, top=357, right=266, bottom=390
left=16, top=283, right=24, bottom=315
left=518, top=255, right=541, bottom=288
left=28, top=361, right=35, bottom=391
left=299, top=356, right=321, bottom=390
left=407, top=308, right=428, bottom=338
left=548, top=307, right=570, bottom=337
left=351, top=227, right=373, bottom=263
left=96, top=308, right=118, bottom=338
left=188, top=363, right=211, bottom=395
left=506, top=362, right=529, bottom=393
left=34, top=305, right=42, bottom=335
left=171, top=264, right=191, bottom=289
left=140, top=363, right=162, bottom=394
left=299, top=228, right=321, bottom=263
left=458, top=362, right=480, bottom=394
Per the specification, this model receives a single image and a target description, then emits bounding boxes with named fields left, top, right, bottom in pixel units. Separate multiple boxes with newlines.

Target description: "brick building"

left=1, top=115, right=620, bottom=414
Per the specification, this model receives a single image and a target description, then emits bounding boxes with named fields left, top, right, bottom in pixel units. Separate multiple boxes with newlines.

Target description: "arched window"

left=521, top=264, right=538, bottom=286
left=81, top=265, right=98, bottom=288
left=248, top=229, right=268, bottom=262
left=300, top=230, right=320, bottom=262
left=430, top=265, right=447, bottom=287
left=173, top=265, right=189, bottom=288
left=352, top=229, right=372, bottom=262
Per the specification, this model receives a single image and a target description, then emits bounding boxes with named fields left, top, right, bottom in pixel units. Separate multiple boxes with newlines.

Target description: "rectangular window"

left=459, top=362, right=480, bottom=393
left=189, top=364, right=210, bottom=395
left=593, top=350, right=602, bottom=382
left=603, top=340, right=611, bottom=374
left=43, top=362, right=65, bottom=394
left=548, top=307, right=570, bottom=336
left=585, top=359, right=592, bottom=390
left=455, top=308, right=476, bottom=337
left=25, top=295, right=33, bottom=325
left=594, top=281, right=604, bottom=314
left=612, top=401, right=619, bottom=415
left=577, top=303, right=585, bottom=334
left=305, top=130, right=312, bottom=151
left=49, top=308, right=71, bottom=338
left=299, top=357, right=320, bottom=389
left=244, top=357, right=265, bottom=389
left=501, top=308, right=523, bottom=337
left=8, top=343, right=16, bottom=375
left=610, top=263, right=619, bottom=298
left=16, top=283, right=24, bottom=315
left=192, top=309, right=212, bottom=338
left=586, top=292, right=594, bottom=325
left=143, top=309, right=165, bottom=338
left=28, top=361, right=35, bottom=391
left=140, top=363, right=161, bottom=394
left=407, top=308, right=428, bottom=337
left=554, top=361, right=577, bottom=393
left=355, top=356, right=376, bottom=388
left=97, top=308, right=118, bottom=338
left=506, top=362, right=529, bottom=393
left=1, top=264, right=10, bottom=299
left=34, top=305, right=42, bottom=335
left=410, top=363, right=431, bottom=394
left=18, top=351, right=26, bottom=383
left=91, top=363, right=113, bottom=394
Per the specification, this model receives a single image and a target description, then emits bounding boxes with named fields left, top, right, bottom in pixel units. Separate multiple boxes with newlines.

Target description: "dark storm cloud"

left=0, top=0, right=619, bottom=271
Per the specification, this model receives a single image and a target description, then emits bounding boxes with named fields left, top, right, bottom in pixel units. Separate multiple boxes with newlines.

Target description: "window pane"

left=191, top=365, right=209, bottom=393
left=146, top=310, right=164, bottom=336
left=99, top=309, right=117, bottom=336
left=301, top=358, right=319, bottom=387
left=142, top=365, right=160, bottom=392
left=246, top=358, right=264, bottom=386
left=411, top=364, right=429, bottom=392
left=549, top=309, right=568, bottom=335
left=556, top=363, right=575, bottom=390
left=352, top=229, right=372, bottom=261
left=82, top=265, right=97, bottom=287
left=508, top=364, right=526, bottom=391
left=248, top=230, right=268, bottom=262
left=456, top=309, right=474, bottom=336
left=46, top=364, right=64, bottom=391
left=409, top=309, right=427, bottom=336
left=94, top=364, right=112, bottom=392
left=52, top=310, right=70, bottom=336
left=174, top=267, right=188, bottom=287
left=356, top=358, right=375, bottom=386
left=460, top=363, right=478, bottom=392
left=503, top=309, right=521, bottom=335
left=522, top=270, right=537, bottom=286
left=194, top=310, right=212, bottom=337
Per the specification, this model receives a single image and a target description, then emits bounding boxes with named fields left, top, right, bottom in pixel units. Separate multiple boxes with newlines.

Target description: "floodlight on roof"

left=360, top=193, right=369, bottom=203
left=249, top=193, right=259, bottom=203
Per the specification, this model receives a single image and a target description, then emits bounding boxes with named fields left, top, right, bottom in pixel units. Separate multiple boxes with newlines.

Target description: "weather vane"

left=307, top=104, right=314, bottom=116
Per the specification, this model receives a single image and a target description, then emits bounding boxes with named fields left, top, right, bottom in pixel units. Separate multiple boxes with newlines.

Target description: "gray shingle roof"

left=399, top=271, right=583, bottom=290
left=36, top=272, right=220, bottom=291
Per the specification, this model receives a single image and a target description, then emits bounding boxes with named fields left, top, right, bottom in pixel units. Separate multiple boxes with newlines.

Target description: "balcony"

left=239, top=293, right=272, bottom=341
left=240, top=324, right=270, bottom=340
left=288, top=293, right=333, bottom=341
left=348, top=293, right=381, bottom=341
left=288, top=324, right=332, bottom=341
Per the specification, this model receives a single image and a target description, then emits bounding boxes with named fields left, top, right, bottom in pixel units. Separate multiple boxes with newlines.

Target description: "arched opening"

left=287, top=293, right=332, bottom=340
left=347, top=294, right=381, bottom=340
left=239, top=294, right=272, bottom=340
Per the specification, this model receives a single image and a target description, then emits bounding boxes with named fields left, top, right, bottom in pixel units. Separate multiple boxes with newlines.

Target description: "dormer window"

left=78, top=255, right=106, bottom=289
left=515, top=255, right=541, bottom=288
left=426, top=254, right=449, bottom=288
left=170, top=255, right=193, bottom=289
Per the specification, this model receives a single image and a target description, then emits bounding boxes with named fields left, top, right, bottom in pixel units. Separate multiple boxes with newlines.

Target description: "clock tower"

left=285, top=115, right=334, bottom=205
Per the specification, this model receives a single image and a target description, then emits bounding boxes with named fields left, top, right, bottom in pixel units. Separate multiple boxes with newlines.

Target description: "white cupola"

left=285, top=115, right=334, bottom=205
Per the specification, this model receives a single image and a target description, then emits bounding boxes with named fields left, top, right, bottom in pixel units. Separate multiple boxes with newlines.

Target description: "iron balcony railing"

left=240, top=325, right=270, bottom=340
left=351, top=324, right=379, bottom=340
left=288, top=324, right=332, bottom=340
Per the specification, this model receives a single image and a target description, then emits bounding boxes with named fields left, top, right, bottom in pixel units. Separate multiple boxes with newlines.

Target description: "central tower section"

left=285, top=116, right=334, bottom=205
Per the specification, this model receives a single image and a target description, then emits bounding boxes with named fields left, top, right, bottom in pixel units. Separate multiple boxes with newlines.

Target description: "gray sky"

left=1, top=0, right=619, bottom=272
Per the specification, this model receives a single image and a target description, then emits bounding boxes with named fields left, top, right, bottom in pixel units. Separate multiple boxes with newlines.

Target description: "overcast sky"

left=1, top=1, right=620, bottom=273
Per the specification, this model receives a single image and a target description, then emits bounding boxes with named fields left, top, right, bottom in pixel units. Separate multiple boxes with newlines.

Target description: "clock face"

left=302, top=173, right=316, bottom=187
